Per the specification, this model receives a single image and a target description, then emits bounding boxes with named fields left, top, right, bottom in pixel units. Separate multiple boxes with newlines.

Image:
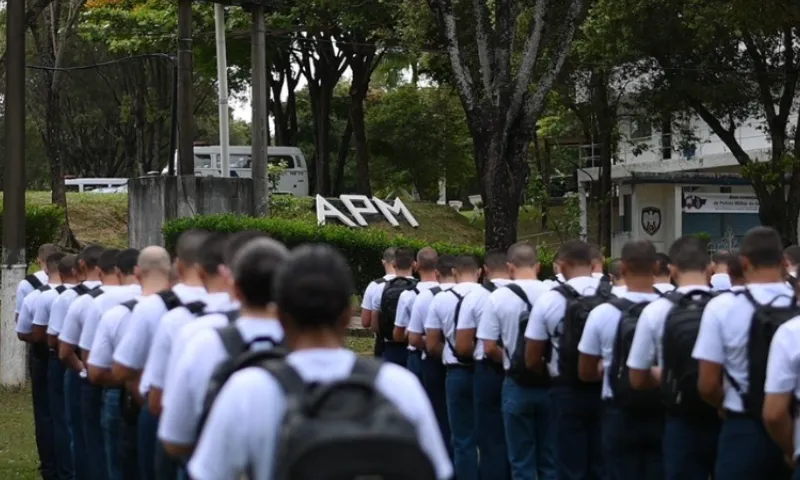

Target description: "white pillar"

left=578, top=181, right=588, bottom=241
left=437, top=178, right=446, bottom=205
left=673, top=184, right=683, bottom=241
left=1, top=264, right=26, bottom=386
left=214, top=4, right=231, bottom=177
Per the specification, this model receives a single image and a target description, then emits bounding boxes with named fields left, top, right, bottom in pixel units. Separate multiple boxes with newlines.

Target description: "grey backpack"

left=264, top=357, right=437, bottom=480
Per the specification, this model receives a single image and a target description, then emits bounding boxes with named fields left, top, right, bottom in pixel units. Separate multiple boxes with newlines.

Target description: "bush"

left=0, top=205, right=63, bottom=264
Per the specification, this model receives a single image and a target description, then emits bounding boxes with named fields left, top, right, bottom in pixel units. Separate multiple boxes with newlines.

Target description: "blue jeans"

left=602, top=405, right=664, bottom=480
left=502, top=377, right=555, bottom=480
left=715, top=415, right=790, bottom=480
left=155, top=438, right=182, bottom=480
left=663, top=415, right=720, bottom=480
left=47, top=351, right=74, bottom=480
left=407, top=350, right=423, bottom=382
left=65, top=369, right=89, bottom=480
left=30, top=344, right=57, bottom=479
left=422, top=356, right=452, bottom=457
left=475, top=361, right=509, bottom=480
left=120, top=409, right=140, bottom=480
left=382, top=341, right=409, bottom=367
left=549, top=385, right=605, bottom=480
left=82, top=380, right=108, bottom=480
left=446, top=366, right=478, bottom=480
left=138, top=401, right=159, bottom=480
left=102, top=389, right=122, bottom=480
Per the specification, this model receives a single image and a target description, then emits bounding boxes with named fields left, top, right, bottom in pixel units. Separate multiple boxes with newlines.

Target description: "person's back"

left=373, top=247, right=417, bottom=367
left=187, top=244, right=453, bottom=480
left=361, top=247, right=396, bottom=357
left=710, top=251, right=733, bottom=292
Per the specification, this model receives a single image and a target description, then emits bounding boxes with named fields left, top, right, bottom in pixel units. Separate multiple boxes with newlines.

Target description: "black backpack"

left=555, top=276, right=614, bottom=385
left=88, top=287, right=105, bottom=298
left=121, top=299, right=138, bottom=311
left=157, top=290, right=184, bottom=311
left=55, top=285, right=67, bottom=294
left=726, top=289, right=800, bottom=415
left=37, top=284, right=52, bottom=293
left=73, top=283, right=92, bottom=296
left=608, top=298, right=660, bottom=411
left=442, top=289, right=474, bottom=365
left=661, top=289, right=717, bottom=417
left=265, top=356, right=437, bottom=480
left=378, top=277, right=418, bottom=342
left=503, top=284, right=550, bottom=387
left=483, top=281, right=497, bottom=293
left=25, top=274, right=43, bottom=290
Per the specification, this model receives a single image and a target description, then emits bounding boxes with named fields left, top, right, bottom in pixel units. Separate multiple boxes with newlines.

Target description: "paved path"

left=347, top=316, right=372, bottom=337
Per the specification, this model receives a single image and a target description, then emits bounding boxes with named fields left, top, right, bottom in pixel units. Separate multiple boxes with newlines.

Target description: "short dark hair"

left=38, top=243, right=59, bottom=262
left=712, top=251, right=732, bottom=265
left=382, top=247, right=396, bottom=263
left=98, top=249, right=120, bottom=274
left=740, top=226, right=783, bottom=268
left=116, top=249, right=140, bottom=276
left=436, top=255, right=457, bottom=277
left=621, top=240, right=657, bottom=275
left=231, top=238, right=289, bottom=308
left=393, top=247, right=414, bottom=270
left=508, top=243, right=538, bottom=268
left=558, top=240, right=592, bottom=267
left=589, top=244, right=603, bottom=261
left=454, top=254, right=480, bottom=273
left=655, top=253, right=671, bottom=276
left=416, top=247, right=438, bottom=271
left=484, top=250, right=508, bottom=272
left=275, top=244, right=354, bottom=329
left=46, top=252, right=67, bottom=273
left=79, top=245, right=105, bottom=270
left=176, top=229, right=210, bottom=265
left=198, top=233, right=228, bottom=275
left=224, top=230, right=269, bottom=265
left=784, top=245, right=800, bottom=266
left=609, top=258, right=622, bottom=278
left=668, top=236, right=710, bottom=272
left=58, top=254, right=78, bottom=278
left=728, top=252, right=745, bottom=281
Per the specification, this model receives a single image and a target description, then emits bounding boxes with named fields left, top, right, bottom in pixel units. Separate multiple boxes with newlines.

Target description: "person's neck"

left=84, top=273, right=101, bottom=282
left=676, top=272, right=709, bottom=287
left=395, top=269, right=413, bottom=278
left=746, top=267, right=785, bottom=284
left=142, top=279, right=170, bottom=296
left=624, top=276, right=654, bottom=293
left=102, top=276, right=121, bottom=286
left=63, top=277, right=78, bottom=285
left=119, top=275, right=138, bottom=286
left=203, top=276, right=229, bottom=294
left=457, top=277, right=478, bottom=284
left=239, top=304, right=278, bottom=319
left=565, top=267, right=593, bottom=279
left=487, top=271, right=510, bottom=281
left=714, top=269, right=729, bottom=275
left=654, top=276, right=671, bottom=284
left=513, top=267, right=538, bottom=280
left=49, top=275, right=62, bottom=284
left=384, top=268, right=395, bottom=276
left=288, top=329, right=344, bottom=351
left=181, top=271, right=204, bottom=287
left=418, top=271, right=437, bottom=282
left=439, top=277, right=455, bottom=284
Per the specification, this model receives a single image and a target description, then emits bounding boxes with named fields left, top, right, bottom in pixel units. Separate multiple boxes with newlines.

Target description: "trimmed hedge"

left=0, top=205, right=64, bottom=264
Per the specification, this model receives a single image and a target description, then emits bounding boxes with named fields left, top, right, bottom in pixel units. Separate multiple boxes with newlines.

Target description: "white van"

left=161, top=145, right=309, bottom=197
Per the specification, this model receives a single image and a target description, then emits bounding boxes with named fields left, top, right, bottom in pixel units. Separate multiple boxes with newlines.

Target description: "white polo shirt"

left=158, top=316, right=284, bottom=447
left=693, top=282, right=795, bottom=412
left=16, top=270, right=48, bottom=314
left=32, top=284, right=74, bottom=330
left=424, top=282, right=484, bottom=365
left=79, top=285, right=142, bottom=350
left=578, top=291, right=659, bottom=399
left=87, top=300, right=140, bottom=369
left=17, top=287, right=46, bottom=334
left=360, top=275, right=395, bottom=311
left=187, top=348, right=454, bottom=480
left=655, top=283, right=676, bottom=294
left=408, top=283, right=454, bottom=335
left=765, top=317, right=800, bottom=459
left=710, top=273, right=732, bottom=292
left=457, top=279, right=512, bottom=361
left=49, top=281, right=101, bottom=336
left=60, top=286, right=109, bottom=346
left=525, top=276, right=601, bottom=377
left=395, top=282, right=440, bottom=351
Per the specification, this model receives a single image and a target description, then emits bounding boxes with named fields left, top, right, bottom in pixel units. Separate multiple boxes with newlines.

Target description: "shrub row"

left=0, top=205, right=64, bottom=264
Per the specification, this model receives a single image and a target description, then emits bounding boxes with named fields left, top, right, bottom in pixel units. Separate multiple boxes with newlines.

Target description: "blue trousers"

left=65, top=369, right=89, bottom=480
left=549, top=385, right=605, bottom=480
left=82, top=380, right=108, bottom=480
left=422, top=356, right=452, bottom=456
left=155, top=438, right=183, bottom=480
left=30, top=344, right=57, bottom=480
left=120, top=407, right=140, bottom=480
left=446, top=366, right=478, bottom=480
left=715, top=414, right=790, bottom=480
left=663, top=415, right=720, bottom=480
left=474, top=361, right=509, bottom=480
left=382, top=341, right=409, bottom=367
left=502, top=377, right=555, bottom=480
left=102, top=389, right=122, bottom=480
left=406, top=349, right=423, bottom=382
left=602, top=405, right=664, bottom=480
left=47, top=351, right=74, bottom=480
left=138, top=401, right=158, bottom=480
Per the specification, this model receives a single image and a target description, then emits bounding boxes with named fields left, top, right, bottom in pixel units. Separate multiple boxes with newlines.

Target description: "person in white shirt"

left=88, top=246, right=172, bottom=480
left=764, top=315, right=800, bottom=475
left=188, top=243, right=453, bottom=480
left=159, top=237, right=288, bottom=461
left=479, top=243, right=552, bottom=480
left=371, top=247, right=417, bottom=367
left=409, top=255, right=456, bottom=458
left=608, top=258, right=624, bottom=287
left=456, top=250, right=512, bottom=480
left=113, top=229, right=209, bottom=480
left=16, top=243, right=58, bottom=322
left=693, top=227, right=797, bottom=479
left=361, top=247, right=396, bottom=357
left=424, top=255, right=483, bottom=480
left=578, top=240, right=663, bottom=479
left=394, top=247, right=440, bottom=381
left=727, top=253, right=747, bottom=292
left=626, top=236, right=717, bottom=480
left=784, top=245, right=800, bottom=279
left=543, top=255, right=565, bottom=289
left=525, top=240, right=609, bottom=480
left=710, top=251, right=732, bottom=292
left=654, top=252, right=676, bottom=294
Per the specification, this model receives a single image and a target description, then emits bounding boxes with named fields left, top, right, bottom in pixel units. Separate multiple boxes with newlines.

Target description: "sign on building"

left=682, top=193, right=759, bottom=214
left=316, top=195, right=420, bottom=228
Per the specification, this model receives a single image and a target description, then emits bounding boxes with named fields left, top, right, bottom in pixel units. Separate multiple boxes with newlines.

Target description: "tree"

left=583, top=0, right=800, bottom=245
left=421, top=0, right=587, bottom=250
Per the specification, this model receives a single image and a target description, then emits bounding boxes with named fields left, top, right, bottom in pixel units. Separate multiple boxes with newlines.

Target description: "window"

left=630, top=118, right=651, bottom=139
left=621, top=194, right=632, bottom=232
left=194, top=154, right=213, bottom=169
left=226, top=154, right=296, bottom=169
left=268, top=154, right=295, bottom=169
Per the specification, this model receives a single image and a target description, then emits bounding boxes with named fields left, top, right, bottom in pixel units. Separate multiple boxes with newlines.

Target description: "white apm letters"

left=315, top=194, right=419, bottom=228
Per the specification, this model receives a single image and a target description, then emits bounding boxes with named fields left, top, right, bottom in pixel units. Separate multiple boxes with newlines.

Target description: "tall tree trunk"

left=333, top=119, right=353, bottom=195
left=349, top=86, right=372, bottom=196
left=590, top=68, right=613, bottom=253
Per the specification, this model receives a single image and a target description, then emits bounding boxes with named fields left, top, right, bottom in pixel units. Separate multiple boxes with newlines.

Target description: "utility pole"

left=251, top=5, right=270, bottom=216
left=214, top=4, right=231, bottom=177
left=1, top=0, right=29, bottom=386
left=177, top=0, right=194, bottom=175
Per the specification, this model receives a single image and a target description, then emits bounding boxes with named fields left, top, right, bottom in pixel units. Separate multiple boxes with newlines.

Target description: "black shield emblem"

left=641, top=207, right=662, bottom=236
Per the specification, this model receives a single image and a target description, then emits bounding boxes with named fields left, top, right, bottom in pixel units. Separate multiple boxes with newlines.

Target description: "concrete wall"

left=129, top=175, right=254, bottom=249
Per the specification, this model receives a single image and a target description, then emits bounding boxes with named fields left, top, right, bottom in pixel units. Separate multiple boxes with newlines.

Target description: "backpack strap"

left=505, top=284, right=532, bottom=311
left=483, top=281, right=498, bottom=293
left=55, top=285, right=67, bottom=294
left=375, top=277, right=387, bottom=285
left=215, top=325, right=247, bottom=357
left=73, top=284, right=90, bottom=296
left=596, top=276, right=613, bottom=297
left=608, top=297, right=635, bottom=312
left=37, top=284, right=51, bottom=292
left=121, top=299, right=138, bottom=311
left=25, top=274, right=43, bottom=290
left=224, top=309, right=240, bottom=324
left=157, top=290, right=183, bottom=311
left=264, top=361, right=307, bottom=395
left=349, top=356, right=382, bottom=383
left=429, top=286, right=442, bottom=296
left=88, top=287, right=105, bottom=298
left=185, top=301, right=206, bottom=316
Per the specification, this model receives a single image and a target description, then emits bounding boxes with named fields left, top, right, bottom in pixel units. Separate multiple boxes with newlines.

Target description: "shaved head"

left=416, top=247, right=438, bottom=271
left=138, top=246, right=172, bottom=277
left=508, top=242, right=538, bottom=268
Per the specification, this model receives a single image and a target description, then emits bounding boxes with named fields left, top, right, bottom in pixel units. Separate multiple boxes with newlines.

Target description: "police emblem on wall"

left=641, top=207, right=662, bottom=236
